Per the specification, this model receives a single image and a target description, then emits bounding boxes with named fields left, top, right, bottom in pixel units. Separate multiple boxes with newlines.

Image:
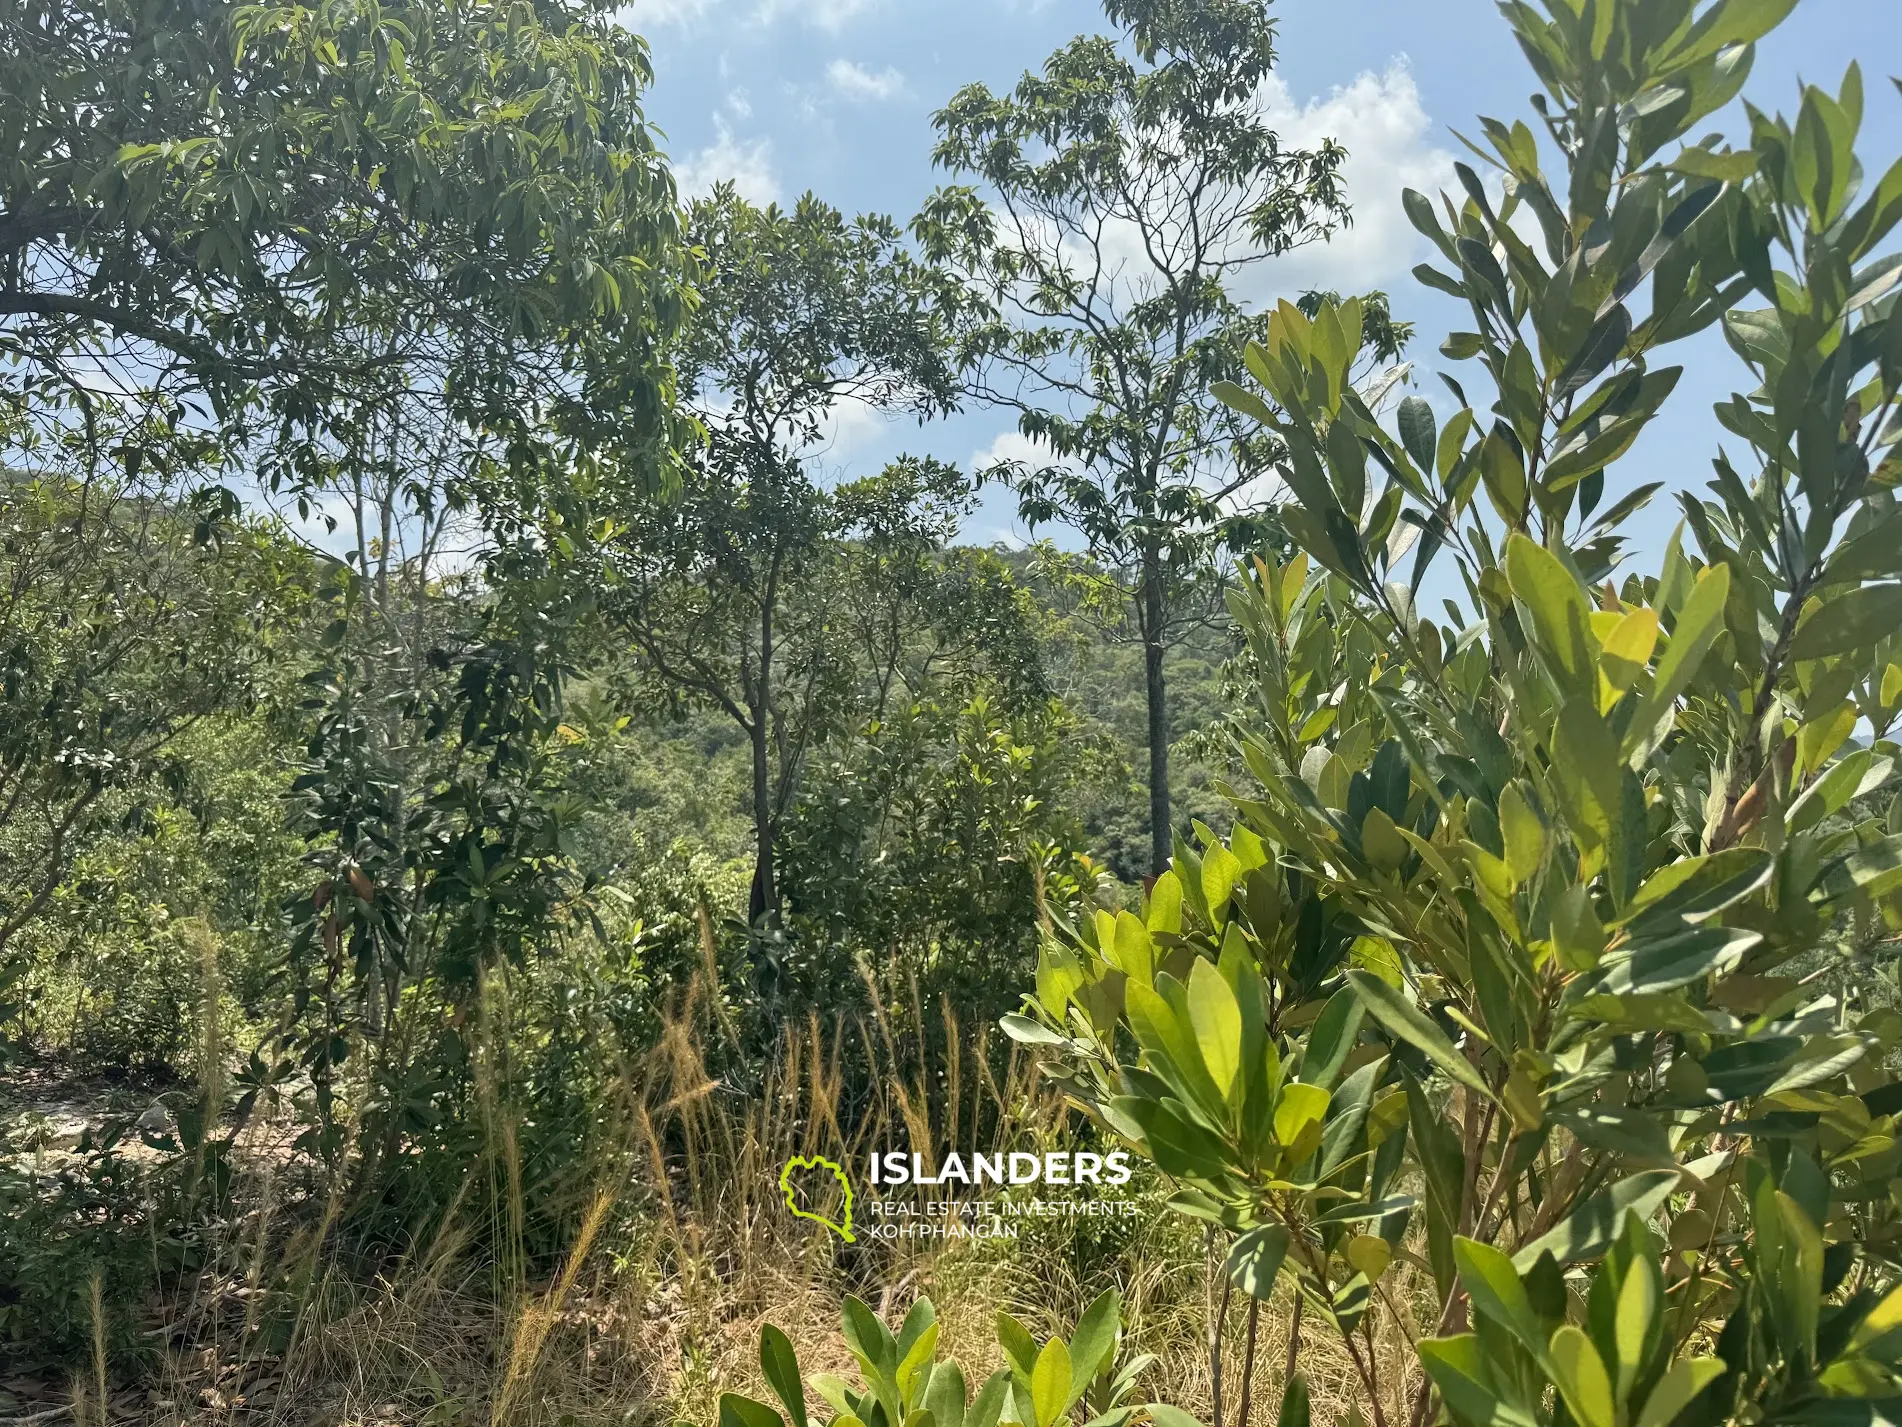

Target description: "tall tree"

left=914, top=0, right=1400, bottom=874
left=602, top=188, right=968, bottom=931
left=0, top=0, right=684, bottom=476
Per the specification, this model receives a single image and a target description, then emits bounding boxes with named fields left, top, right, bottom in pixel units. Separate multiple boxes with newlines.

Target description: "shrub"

left=1007, top=1, right=1902, bottom=1425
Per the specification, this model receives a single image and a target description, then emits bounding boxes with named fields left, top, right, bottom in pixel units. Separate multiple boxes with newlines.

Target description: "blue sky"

left=618, top=0, right=1902, bottom=556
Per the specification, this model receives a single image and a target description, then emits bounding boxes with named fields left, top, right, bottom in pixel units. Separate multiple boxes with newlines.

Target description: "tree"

left=0, top=0, right=684, bottom=480
left=1009, top=1, right=1902, bottom=1425
left=913, top=0, right=1400, bottom=875
left=0, top=409, right=304, bottom=1055
left=601, top=188, right=971, bottom=933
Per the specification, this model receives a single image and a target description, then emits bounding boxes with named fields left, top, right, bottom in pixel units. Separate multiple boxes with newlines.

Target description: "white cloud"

left=826, top=59, right=904, bottom=102
left=628, top=0, right=878, bottom=31
left=616, top=0, right=719, bottom=30
left=674, top=117, right=781, bottom=204
left=1243, top=61, right=1458, bottom=300
left=804, top=394, right=888, bottom=459
left=754, top=0, right=879, bottom=28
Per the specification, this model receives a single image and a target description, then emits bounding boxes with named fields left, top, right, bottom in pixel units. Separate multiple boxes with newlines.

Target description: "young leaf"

left=1030, top=1338, right=1073, bottom=1427
left=1549, top=1326, right=1616, bottom=1427
left=1187, top=959, right=1244, bottom=1099
left=1633, top=1358, right=1726, bottom=1427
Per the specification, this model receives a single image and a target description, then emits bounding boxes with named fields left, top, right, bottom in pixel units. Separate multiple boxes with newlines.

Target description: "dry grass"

left=3, top=975, right=1423, bottom=1427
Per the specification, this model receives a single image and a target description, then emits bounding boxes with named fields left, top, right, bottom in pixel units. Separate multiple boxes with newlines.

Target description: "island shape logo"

left=779, top=1154, right=856, bottom=1242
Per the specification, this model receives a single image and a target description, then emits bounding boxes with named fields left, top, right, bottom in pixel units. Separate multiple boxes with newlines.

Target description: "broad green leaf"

left=1790, top=584, right=1902, bottom=661
left=1581, top=925, right=1761, bottom=997
left=1500, top=782, right=1548, bottom=884
left=1398, top=396, right=1438, bottom=471
left=966, top=1373, right=1011, bottom=1427
left=1067, top=1290, right=1120, bottom=1396
left=1030, top=1339, right=1072, bottom=1427
left=1347, top=970, right=1496, bottom=1101
left=1614, top=1257, right=1659, bottom=1400
left=926, top=1362, right=968, bottom=1427
left=995, top=1313, right=1038, bottom=1379
left=1300, top=985, right=1366, bottom=1088
left=1347, top=1234, right=1393, bottom=1279
left=1552, top=700, right=1622, bottom=854
left=1146, top=872, right=1183, bottom=933
left=1777, top=1190, right=1824, bottom=1362
left=1454, top=1237, right=1546, bottom=1356
left=1203, top=843, right=1244, bottom=925
left=1277, top=1373, right=1311, bottom=1427
left=1624, top=565, right=1731, bottom=758
left=1113, top=910, right=1155, bottom=986
left=1512, top=1171, right=1678, bottom=1270
left=762, top=1325, right=808, bottom=1427
left=1226, top=1223, right=1291, bottom=1301
left=1796, top=702, right=1857, bottom=774
left=1549, top=1327, right=1615, bottom=1427
left=1634, top=1358, right=1726, bottom=1427
left=722, top=1396, right=786, bottom=1427
left=1187, top=959, right=1244, bottom=1098
left=1418, top=1335, right=1541, bottom=1427
left=1274, top=1082, right=1332, bottom=1147
left=1599, top=607, right=1661, bottom=710
left=1507, top=533, right=1597, bottom=695
left=898, top=1323, right=941, bottom=1402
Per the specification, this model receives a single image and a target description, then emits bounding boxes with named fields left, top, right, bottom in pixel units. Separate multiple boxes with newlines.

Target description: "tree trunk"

left=748, top=711, right=776, bottom=926
left=1142, top=553, right=1172, bottom=875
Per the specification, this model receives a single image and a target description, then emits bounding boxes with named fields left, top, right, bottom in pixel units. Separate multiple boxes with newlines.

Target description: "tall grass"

left=20, top=965, right=1419, bottom=1427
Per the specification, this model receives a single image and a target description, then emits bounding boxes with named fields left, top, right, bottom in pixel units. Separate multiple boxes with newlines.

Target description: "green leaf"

left=1031, top=1339, right=1072, bottom=1427
left=1512, top=1171, right=1679, bottom=1270
left=1614, top=1254, right=1659, bottom=1400
left=927, top=1362, right=968, bottom=1427
left=1274, top=1082, right=1332, bottom=1147
left=722, top=1396, right=787, bottom=1427
left=1507, top=533, right=1597, bottom=693
left=1187, top=959, right=1244, bottom=1099
left=1552, top=700, right=1624, bottom=855
left=1300, top=986, right=1366, bottom=1089
left=1146, top=872, right=1184, bottom=933
left=1581, top=925, right=1761, bottom=997
left=967, top=1373, right=1011, bottom=1427
left=1203, top=843, right=1244, bottom=925
left=761, top=1325, right=808, bottom=1427
left=1634, top=1358, right=1726, bottom=1427
left=1418, top=1336, right=1541, bottom=1427
left=1624, top=565, right=1731, bottom=758
left=1792, top=585, right=1902, bottom=661
left=1068, top=1291, right=1120, bottom=1396
left=1226, top=1223, right=1291, bottom=1301
left=1277, top=1373, right=1311, bottom=1427
left=1777, top=1189, right=1824, bottom=1362
left=1454, top=1237, right=1546, bottom=1357
left=1398, top=396, right=1437, bottom=471
left=1500, top=781, right=1549, bottom=884
left=1347, top=970, right=1495, bottom=1101
left=1549, top=1327, right=1615, bottom=1427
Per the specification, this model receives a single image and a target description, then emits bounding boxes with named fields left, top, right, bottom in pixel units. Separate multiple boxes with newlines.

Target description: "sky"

left=617, top=0, right=1902, bottom=556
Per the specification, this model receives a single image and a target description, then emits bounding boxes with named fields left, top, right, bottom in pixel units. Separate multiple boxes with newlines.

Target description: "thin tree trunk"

left=748, top=712, right=776, bottom=926
left=1142, top=552, right=1172, bottom=875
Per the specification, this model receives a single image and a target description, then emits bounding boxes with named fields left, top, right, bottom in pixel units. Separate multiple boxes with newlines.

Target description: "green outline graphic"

left=779, top=1154, right=856, bottom=1242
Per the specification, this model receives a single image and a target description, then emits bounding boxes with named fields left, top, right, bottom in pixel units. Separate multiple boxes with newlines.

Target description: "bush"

left=1008, top=1, right=1902, bottom=1425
